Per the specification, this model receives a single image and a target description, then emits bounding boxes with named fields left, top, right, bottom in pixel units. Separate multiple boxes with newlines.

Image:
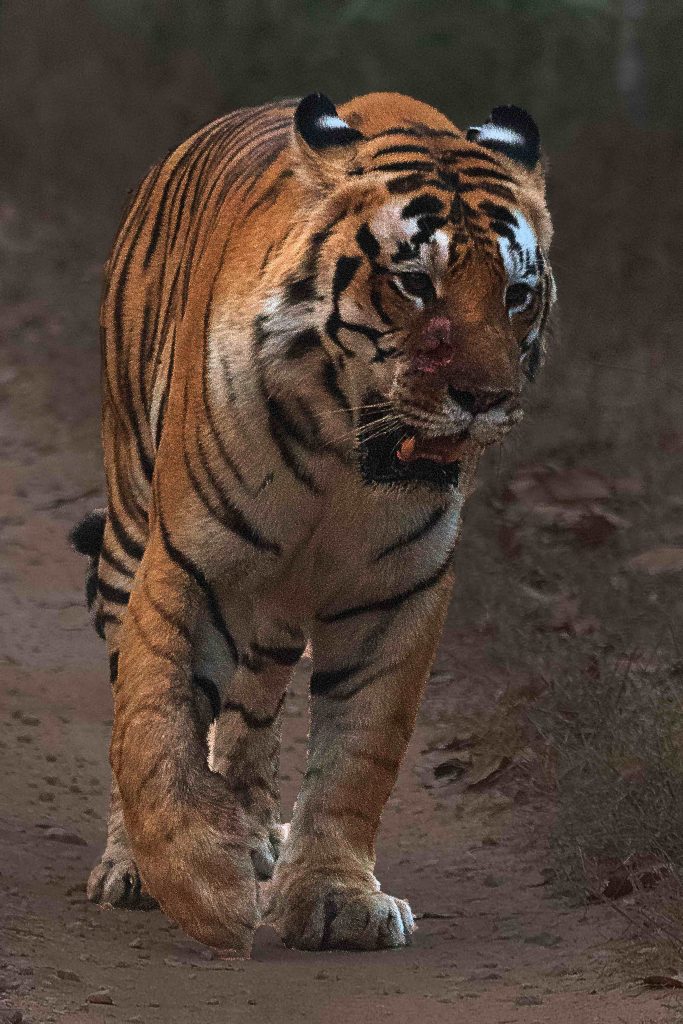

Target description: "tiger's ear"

left=293, top=93, right=364, bottom=191
left=466, top=106, right=541, bottom=172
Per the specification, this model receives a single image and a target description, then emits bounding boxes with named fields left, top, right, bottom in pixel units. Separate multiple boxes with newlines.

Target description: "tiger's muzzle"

left=395, top=314, right=523, bottom=464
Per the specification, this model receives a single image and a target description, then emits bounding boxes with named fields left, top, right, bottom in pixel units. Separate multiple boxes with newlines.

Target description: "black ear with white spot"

left=294, top=93, right=363, bottom=151
left=466, top=106, right=540, bottom=170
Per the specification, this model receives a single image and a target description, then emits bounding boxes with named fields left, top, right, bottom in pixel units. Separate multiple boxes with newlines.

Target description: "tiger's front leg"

left=265, top=571, right=454, bottom=950
left=209, top=625, right=306, bottom=881
left=111, top=525, right=258, bottom=956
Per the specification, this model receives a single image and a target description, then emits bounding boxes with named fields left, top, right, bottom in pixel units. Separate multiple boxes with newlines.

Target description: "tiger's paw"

left=264, top=863, right=415, bottom=951
left=87, top=854, right=158, bottom=910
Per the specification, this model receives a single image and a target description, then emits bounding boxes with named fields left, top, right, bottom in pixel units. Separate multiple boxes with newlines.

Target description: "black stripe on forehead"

left=456, top=165, right=517, bottom=183
left=373, top=160, right=435, bottom=174
left=356, top=223, right=381, bottom=262
left=367, top=126, right=458, bottom=141
left=401, top=194, right=444, bottom=218
left=458, top=181, right=517, bottom=203
left=385, top=173, right=427, bottom=194
left=477, top=200, right=517, bottom=225
left=372, top=143, right=432, bottom=160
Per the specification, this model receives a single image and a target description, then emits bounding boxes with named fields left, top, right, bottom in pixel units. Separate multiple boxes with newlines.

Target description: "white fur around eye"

left=498, top=209, right=541, bottom=318
left=392, top=276, right=424, bottom=308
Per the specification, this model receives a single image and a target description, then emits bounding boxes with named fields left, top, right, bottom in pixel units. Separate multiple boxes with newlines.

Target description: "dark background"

left=1, top=2, right=683, bottom=1020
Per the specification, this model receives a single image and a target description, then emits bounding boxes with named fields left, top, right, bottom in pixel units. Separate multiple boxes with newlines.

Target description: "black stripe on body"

left=222, top=692, right=285, bottom=730
left=374, top=504, right=448, bottom=561
left=98, top=578, right=130, bottom=606
left=108, top=211, right=156, bottom=485
left=189, top=409, right=283, bottom=554
left=193, top=674, right=222, bottom=720
left=107, top=501, right=145, bottom=565
left=478, top=200, right=517, bottom=225
left=157, top=511, right=238, bottom=665
left=317, top=551, right=453, bottom=623
left=251, top=642, right=304, bottom=666
left=200, top=301, right=257, bottom=497
left=285, top=327, right=322, bottom=359
left=321, top=359, right=352, bottom=421
left=285, top=275, right=318, bottom=303
left=141, top=578, right=193, bottom=644
left=310, top=661, right=367, bottom=696
left=355, top=223, right=381, bottom=263
left=368, top=127, right=458, bottom=142
left=310, top=663, right=398, bottom=703
left=109, top=651, right=119, bottom=685
left=94, top=610, right=119, bottom=639
left=441, top=147, right=504, bottom=167
left=99, top=543, right=135, bottom=578
left=266, top=400, right=322, bottom=494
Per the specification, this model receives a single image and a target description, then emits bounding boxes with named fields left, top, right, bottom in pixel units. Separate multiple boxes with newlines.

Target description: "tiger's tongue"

left=396, top=434, right=468, bottom=465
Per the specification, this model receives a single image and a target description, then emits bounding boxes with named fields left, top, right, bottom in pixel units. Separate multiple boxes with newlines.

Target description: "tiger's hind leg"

left=86, top=775, right=157, bottom=910
left=74, top=509, right=159, bottom=911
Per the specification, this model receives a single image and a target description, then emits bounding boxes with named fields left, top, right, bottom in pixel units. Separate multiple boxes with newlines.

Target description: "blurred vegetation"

left=87, top=0, right=682, bottom=142
left=2, top=0, right=682, bottom=214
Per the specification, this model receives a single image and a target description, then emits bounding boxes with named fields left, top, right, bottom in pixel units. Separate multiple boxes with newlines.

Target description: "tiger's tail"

left=69, top=508, right=106, bottom=612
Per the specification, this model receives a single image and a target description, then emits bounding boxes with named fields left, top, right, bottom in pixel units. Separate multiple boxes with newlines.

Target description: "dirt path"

left=0, top=244, right=678, bottom=1024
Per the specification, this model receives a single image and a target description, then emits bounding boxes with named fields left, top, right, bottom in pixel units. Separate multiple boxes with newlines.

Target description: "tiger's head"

left=262, top=92, right=556, bottom=487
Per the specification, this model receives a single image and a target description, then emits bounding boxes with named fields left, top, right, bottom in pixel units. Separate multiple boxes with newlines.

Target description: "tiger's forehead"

left=365, top=187, right=542, bottom=285
left=368, top=200, right=452, bottom=275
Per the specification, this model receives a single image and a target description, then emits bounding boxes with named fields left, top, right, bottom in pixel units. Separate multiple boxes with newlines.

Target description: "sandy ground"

left=1, top=213, right=680, bottom=1024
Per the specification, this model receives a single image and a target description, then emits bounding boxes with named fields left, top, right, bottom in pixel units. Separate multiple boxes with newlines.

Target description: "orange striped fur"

left=71, top=92, right=555, bottom=954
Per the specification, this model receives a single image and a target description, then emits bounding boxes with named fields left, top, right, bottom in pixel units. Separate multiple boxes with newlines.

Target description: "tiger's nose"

left=412, top=316, right=455, bottom=372
left=448, top=386, right=514, bottom=416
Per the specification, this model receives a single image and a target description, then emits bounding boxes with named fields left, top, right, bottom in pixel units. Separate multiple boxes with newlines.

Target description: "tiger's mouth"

left=395, top=432, right=473, bottom=465
left=358, top=415, right=468, bottom=488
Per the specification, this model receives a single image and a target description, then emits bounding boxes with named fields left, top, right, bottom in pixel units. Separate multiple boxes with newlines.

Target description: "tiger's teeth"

left=396, top=436, right=416, bottom=462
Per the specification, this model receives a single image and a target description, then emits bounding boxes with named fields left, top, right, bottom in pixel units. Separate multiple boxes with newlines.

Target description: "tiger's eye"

left=506, top=283, right=534, bottom=311
left=397, top=271, right=435, bottom=301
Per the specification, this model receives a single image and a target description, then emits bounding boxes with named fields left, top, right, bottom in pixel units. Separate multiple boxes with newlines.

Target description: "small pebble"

left=87, top=989, right=114, bottom=1005
left=56, top=969, right=81, bottom=982
left=43, top=826, right=87, bottom=847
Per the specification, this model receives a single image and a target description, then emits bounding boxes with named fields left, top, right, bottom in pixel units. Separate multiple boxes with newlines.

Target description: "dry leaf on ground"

left=642, top=973, right=683, bottom=989
left=627, top=547, right=683, bottom=573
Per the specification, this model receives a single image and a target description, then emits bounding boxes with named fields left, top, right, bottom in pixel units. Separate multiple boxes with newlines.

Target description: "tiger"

left=70, top=91, right=555, bottom=957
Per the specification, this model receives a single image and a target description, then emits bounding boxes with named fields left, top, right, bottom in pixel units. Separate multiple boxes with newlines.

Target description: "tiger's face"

left=331, top=182, right=551, bottom=457
left=271, top=94, right=555, bottom=485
